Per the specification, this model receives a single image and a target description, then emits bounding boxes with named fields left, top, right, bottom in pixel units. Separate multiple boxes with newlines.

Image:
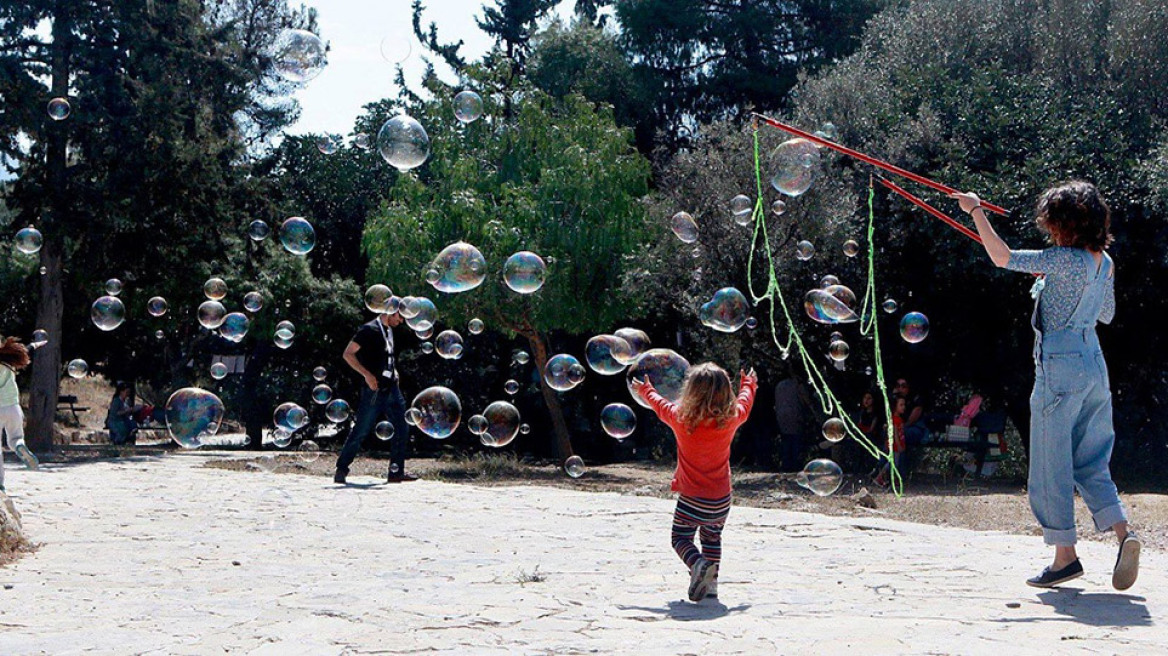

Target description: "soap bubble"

left=248, top=220, right=270, bottom=242
left=403, top=297, right=437, bottom=332
left=819, top=122, right=839, bottom=141
left=31, top=329, right=47, bottom=346
left=374, top=421, right=395, bottom=441
left=420, top=341, right=434, bottom=354
left=410, top=386, right=462, bottom=439
left=312, top=366, right=327, bottom=381
left=613, top=328, right=651, bottom=364
left=453, top=90, right=484, bottom=123
left=14, top=226, right=43, bottom=254
left=435, top=330, right=464, bottom=360
left=699, top=287, right=750, bottom=333
left=770, top=138, right=821, bottom=196
left=820, top=275, right=840, bottom=288
left=670, top=212, right=698, bottom=243
left=427, top=241, right=487, bottom=293
left=481, top=400, right=521, bottom=447
left=830, top=331, right=844, bottom=343
left=415, top=326, right=434, bottom=340
left=147, top=296, right=169, bottom=317
left=315, top=134, right=341, bottom=155
left=272, top=29, right=327, bottom=83
left=243, top=291, right=264, bottom=313
left=405, top=408, right=420, bottom=426
left=514, top=351, right=530, bottom=365
left=601, top=403, right=636, bottom=439
left=568, top=363, right=587, bottom=385
left=47, top=97, right=71, bottom=121
left=586, top=335, right=633, bottom=375
left=165, top=388, right=224, bottom=449
left=829, top=340, right=850, bottom=361
left=203, top=278, right=227, bottom=300
left=67, top=358, right=88, bottom=378
left=195, top=301, right=225, bottom=329
left=468, top=318, right=485, bottom=335
left=274, top=334, right=294, bottom=349
left=502, top=251, right=547, bottom=294
left=729, top=194, right=753, bottom=217
left=692, top=246, right=701, bottom=258
left=545, top=354, right=585, bottom=391
left=220, top=312, right=249, bottom=342
left=273, top=402, right=308, bottom=432
left=275, top=320, right=295, bottom=339
left=379, top=32, right=412, bottom=63
left=822, top=418, right=846, bottom=443
left=520, top=423, right=531, bottom=434
left=795, top=458, right=844, bottom=496
left=882, top=299, right=898, bottom=314
left=564, top=455, right=586, bottom=478
left=298, top=440, right=321, bottom=463
left=325, top=399, right=351, bottom=423
left=91, top=295, right=126, bottom=331
left=626, top=348, right=691, bottom=409
left=312, top=384, right=332, bottom=405
left=39, top=266, right=47, bottom=275
left=899, top=312, right=930, bottom=343
left=280, top=217, right=316, bottom=255
left=504, top=379, right=520, bottom=395
left=843, top=240, right=860, bottom=257
left=206, top=362, right=228, bottom=382
left=353, top=132, right=372, bottom=150
left=796, top=240, right=815, bottom=260
left=803, top=287, right=858, bottom=324
left=746, top=317, right=759, bottom=330
left=771, top=200, right=787, bottom=216
left=155, top=330, right=165, bottom=340
left=397, top=297, right=418, bottom=319
left=365, top=284, right=393, bottom=313
left=377, top=114, right=430, bottom=171
left=468, top=414, right=488, bottom=435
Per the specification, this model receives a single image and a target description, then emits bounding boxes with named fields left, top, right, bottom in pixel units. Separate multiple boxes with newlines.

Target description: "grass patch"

left=431, top=452, right=531, bottom=481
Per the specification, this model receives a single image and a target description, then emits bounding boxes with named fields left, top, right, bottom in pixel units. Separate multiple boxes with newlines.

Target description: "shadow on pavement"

left=618, top=600, right=751, bottom=622
left=997, top=588, right=1152, bottom=627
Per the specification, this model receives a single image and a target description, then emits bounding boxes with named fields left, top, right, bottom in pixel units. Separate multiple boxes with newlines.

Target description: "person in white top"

left=0, top=336, right=40, bottom=493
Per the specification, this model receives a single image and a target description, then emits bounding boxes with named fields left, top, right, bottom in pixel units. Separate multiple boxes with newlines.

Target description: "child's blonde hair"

left=677, top=362, right=736, bottom=430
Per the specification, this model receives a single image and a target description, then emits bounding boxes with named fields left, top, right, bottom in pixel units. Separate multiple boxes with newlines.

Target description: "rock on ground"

left=0, top=454, right=1164, bottom=655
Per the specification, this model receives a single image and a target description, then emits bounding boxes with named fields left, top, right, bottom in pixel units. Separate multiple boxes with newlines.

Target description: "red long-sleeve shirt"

left=639, top=374, right=757, bottom=498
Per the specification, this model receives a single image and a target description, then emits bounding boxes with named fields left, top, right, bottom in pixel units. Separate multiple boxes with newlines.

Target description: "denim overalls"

left=1028, top=250, right=1126, bottom=546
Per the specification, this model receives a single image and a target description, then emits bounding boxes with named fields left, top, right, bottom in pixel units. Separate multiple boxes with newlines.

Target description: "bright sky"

left=288, top=0, right=581, bottom=137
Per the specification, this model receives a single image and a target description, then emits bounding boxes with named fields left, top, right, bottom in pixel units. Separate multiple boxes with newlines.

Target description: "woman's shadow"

left=998, top=588, right=1151, bottom=627
left=617, top=599, right=751, bottom=622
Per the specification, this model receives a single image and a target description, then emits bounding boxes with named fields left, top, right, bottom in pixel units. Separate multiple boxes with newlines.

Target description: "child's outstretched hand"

left=630, top=376, right=652, bottom=397
left=740, top=368, right=758, bottom=386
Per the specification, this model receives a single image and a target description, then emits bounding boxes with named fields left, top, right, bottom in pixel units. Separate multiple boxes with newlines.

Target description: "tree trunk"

left=27, top=1, right=73, bottom=452
left=525, top=332, right=574, bottom=461
left=241, top=342, right=273, bottom=450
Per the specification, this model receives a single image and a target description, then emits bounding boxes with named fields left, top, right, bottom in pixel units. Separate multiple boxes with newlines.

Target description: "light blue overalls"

left=1028, top=250, right=1126, bottom=546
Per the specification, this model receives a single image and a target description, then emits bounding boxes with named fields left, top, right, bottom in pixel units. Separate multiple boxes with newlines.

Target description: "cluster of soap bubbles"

left=472, top=400, right=520, bottom=447
left=435, top=330, right=464, bottom=359
left=585, top=334, right=633, bottom=375
left=274, top=402, right=309, bottom=432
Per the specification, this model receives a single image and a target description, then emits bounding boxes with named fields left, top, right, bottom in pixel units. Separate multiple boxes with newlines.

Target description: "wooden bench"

left=920, top=410, right=1008, bottom=477
left=57, top=395, right=90, bottom=422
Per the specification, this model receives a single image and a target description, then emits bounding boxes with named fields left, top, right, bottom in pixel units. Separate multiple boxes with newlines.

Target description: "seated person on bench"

left=106, top=382, right=143, bottom=445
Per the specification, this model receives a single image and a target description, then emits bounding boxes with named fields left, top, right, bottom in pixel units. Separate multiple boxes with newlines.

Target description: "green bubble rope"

left=747, top=122, right=902, bottom=495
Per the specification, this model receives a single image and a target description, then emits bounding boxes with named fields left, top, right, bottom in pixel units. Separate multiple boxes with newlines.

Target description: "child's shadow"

left=618, top=600, right=751, bottom=622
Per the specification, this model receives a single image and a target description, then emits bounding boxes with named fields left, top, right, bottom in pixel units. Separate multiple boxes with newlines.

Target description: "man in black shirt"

left=334, top=310, right=415, bottom=484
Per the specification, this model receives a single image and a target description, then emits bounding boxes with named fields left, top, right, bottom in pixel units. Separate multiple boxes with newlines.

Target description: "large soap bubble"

left=796, top=458, right=844, bottom=496
left=411, top=386, right=462, bottom=439
left=803, top=287, right=858, bottom=324
left=427, top=241, right=487, bottom=293
left=613, top=328, right=651, bottom=364
left=699, top=287, right=750, bottom=333
left=626, top=348, right=691, bottom=409
left=273, top=402, right=309, bottom=432
left=280, top=217, right=316, bottom=255
left=364, top=284, right=393, bottom=313
left=601, top=403, right=636, bottom=439
left=91, top=295, right=126, bottom=331
left=220, top=312, right=250, bottom=342
left=586, top=335, right=632, bottom=375
left=480, top=400, right=521, bottom=447
left=545, top=354, right=586, bottom=392
left=770, top=138, right=821, bottom=196
left=403, top=297, right=437, bottom=332
left=272, top=29, right=327, bottom=83
left=502, top=251, right=547, bottom=294
left=670, top=212, right=698, bottom=243
left=435, top=330, right=464, bottom=360
left=198, top=301, right=227, bottom=330
left=377, top=114, right=430, bottom=171
left=15, top=226, right=43, bottom=254
left=453, top=90, right=484, bottom=123
left=899, top=312, right=930, bottom=343
left=165, top=388, right=225, bottom=449
left=47, top=97, right=71, bottom=121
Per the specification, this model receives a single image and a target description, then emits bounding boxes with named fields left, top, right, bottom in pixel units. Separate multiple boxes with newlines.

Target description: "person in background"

left=106, top=382, right=142, bottom=446
left=893, top=378, right=929, bottom=447
left=774, top=368, right=813, bottom=472
left=0, top=336, right=40, bottom=493
left=874, top=396, right=907, bottom=488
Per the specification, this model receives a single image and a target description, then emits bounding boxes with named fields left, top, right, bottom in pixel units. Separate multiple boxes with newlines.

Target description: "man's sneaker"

left=386, top=472, right=418, bottom=483
left=1026, top=559, right=1083, bottom=588
left=1113, top=532, right=1141, bottom=591
left=688, top=559, right=718, bottom=602
left=15, top=443, right=38, bottom=470
left=705, top=578, right=718, bottom=600
left=333, top=469, right=348, bottom=484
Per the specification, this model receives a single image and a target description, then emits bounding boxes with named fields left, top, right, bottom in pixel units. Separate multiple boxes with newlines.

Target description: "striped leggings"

left=671, top=493, right=731, bottom=569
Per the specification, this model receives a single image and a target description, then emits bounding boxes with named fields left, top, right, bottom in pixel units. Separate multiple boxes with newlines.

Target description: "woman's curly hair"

left=0, top=336, right=31, bottom=371
left=1036, top=181, right=1113, bottom=251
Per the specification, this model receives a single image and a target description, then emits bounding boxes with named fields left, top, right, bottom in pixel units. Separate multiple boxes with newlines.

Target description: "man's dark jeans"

left=335, top=383, right=409, bottom=476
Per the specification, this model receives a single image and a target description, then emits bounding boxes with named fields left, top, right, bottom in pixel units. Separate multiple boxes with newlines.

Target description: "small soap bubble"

left=729, top=194, right=753, bottom=217
left=39, top=266, right=47, bottom=275
left=312, top=366, right=327, bottom=382
left=374, top=420, right=395, bottom=441
left=31, top=329, right=48, bottom=346
left=272, top=29, right=327, bottom=83
left=274, top=333, right=294, bottom=349
left=819, top=122, right=839, bottom=141
left=147, top=296, right=169, bottom=317
left=312, top=384, right=332, bottom=405
left=220, top=312, right=249, bottom=342
left=545, top=354, right=585, bottom=391
left=699, top=287, right=750, bottom=333
left=435, top=330, right=465, bottom=360
left=420, top=341, right=434, bottom=354
left=195, top=301, right=226, bottom=330
left=365, top=284, right=393, bottom=313
left=796, top=458, right=844, bottom=496
left=520, top=423, right=531, bottom=435
left=210, top=362, right=228, bottom=380
left=403, top=297, right=437, bottom=332
left=899, top=312, right=930, bottom=343
left=243, top=291, right=264, bottom=313
left=691, top=246, right=701, bottom=258
left=770, top=138, right=821, bottom=196
left=315, top=134, right=341, bottom=155
left=830, top=331, right=844, bottom=343
left=410, top=386, right=462, bottom=438
left=670, top=211, right=699, bottom=244
left=47, top=97, right=71, bottom=120
left=377, top=114, right=430, bottom=171
left=271, top=431, right=292, bottom=449
left=514, top=351, right=530, bottom=365
left=155, top=330, right=165, bottom=340
left=771, top=200, right=786, bottom=216
left=248, top=220, right=270, bottom=242
left=468, top=414, right=488, bottom=435
left=275, top=320, right=296, bottom=339
left=601, top=403, right=636, bottom=439
left=882, top=298, right=898, bottom=314
left=626, top=348, right=691, bottom=409
left=796, top=240, right=815, bottom=261
left=503, top=251, right=547, bottom=294
left=415, top=326, right=434, bottom=340
left=280, top=217, right=316, bottom=255
left=564, top=455, right=586, bottom=478
left=820, top=275, right=840, bottom=288
left=865, top=366, right=873, bottom=376
left=843, top=240, right=860, bottom=257
left=325, top=399, right=351, bottom=423
left=822, top=418, right=847, bottom=443
left=468, top=318, right=485, bottom=335
left=405, top=408, right=421, bottom=426
left=504, top=379, right=520, bottom=395
left=203, top=277, right=227, bottom=301
left=91, top=295, right=126, bottom=331
left=14, top=226, right=43, bottom=254
left=829, top=340, right=850, bottom=362
left=397, top=296, right=418, bottom=319
left=298, top=440, right=321, bottom=463
left=273, top=402, right=309, bottom=432
left=453, top=90, right=484, bottom=123
left=67, top=358, right=88, bottom=378
left=481, top=400, right=521, bottom=447
left=165, top=387, right=224, bottom=449
left=613, top=328, right=651, bottom=364
left=352, top=132, right=371, bottom=150
left=746, top=317, right=759, bottom=330
left=568, top=363, right=586, bottom=385
left=427, top=241, right=487, bottom=293
left=586, top=335, right=633, bottom=375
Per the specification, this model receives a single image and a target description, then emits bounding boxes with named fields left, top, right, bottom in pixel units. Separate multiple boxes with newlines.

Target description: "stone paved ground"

left=0, top=453, right=1163, bottom=655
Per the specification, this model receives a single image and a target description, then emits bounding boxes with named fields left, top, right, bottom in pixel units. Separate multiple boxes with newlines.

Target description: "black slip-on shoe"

left=1113, top=532, right=1141, bottom=591
left=333, top=470, right=348, bottom=484
left=1026, top=559, right=1083, bottom=588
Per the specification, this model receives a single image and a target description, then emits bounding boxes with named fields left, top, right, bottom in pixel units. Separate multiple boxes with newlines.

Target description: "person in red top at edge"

left=632, top=363, right=758, bottom=603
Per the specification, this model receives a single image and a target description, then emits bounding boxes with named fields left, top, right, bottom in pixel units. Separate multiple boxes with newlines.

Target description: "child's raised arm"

left=631, top=377, right=678, bottom=423
left=735, top=368, right=758, bottom=418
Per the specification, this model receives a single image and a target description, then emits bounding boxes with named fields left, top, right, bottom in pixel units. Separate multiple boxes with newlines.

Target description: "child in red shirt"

left=632, top=363, right=758, bottom=602
left=875, top=395, right=907, bottom=488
